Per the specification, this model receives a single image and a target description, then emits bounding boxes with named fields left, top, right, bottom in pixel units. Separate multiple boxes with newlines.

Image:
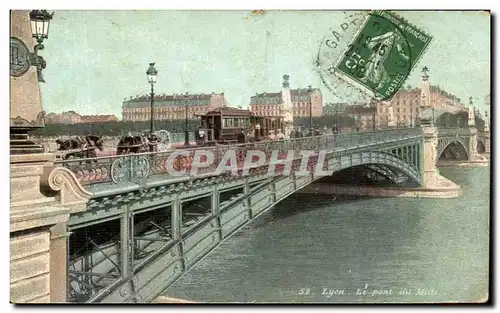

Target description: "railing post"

left=171, top=195, right=181, bottom=241
left=120, top=205, right=132, bottom=288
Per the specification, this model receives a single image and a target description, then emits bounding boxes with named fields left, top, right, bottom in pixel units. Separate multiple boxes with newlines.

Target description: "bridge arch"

left=477, top=139, right=486, bottom=153
left=437, top=138, right=470, bottom=161
left=324, top=150, right=421, bottom=186
left=323, top=163, right=421, bottom=187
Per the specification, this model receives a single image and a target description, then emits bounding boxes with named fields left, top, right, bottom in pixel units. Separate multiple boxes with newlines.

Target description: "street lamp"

left=308, top=85, right=313, bottom=134
left=29, top=10, right=54, bottom=83
left=184, top=92, right=190, bottom=146
left=370, top=99, right=377, bottom=131
left=334, top=103, right=340, bottom=125
left=146, top=62, right=158, bottom=135
left=410, top=103, right=413, bottom=128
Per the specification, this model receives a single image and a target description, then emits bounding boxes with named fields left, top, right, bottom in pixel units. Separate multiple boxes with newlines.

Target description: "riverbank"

left=437, top=154, right=489, bottom=167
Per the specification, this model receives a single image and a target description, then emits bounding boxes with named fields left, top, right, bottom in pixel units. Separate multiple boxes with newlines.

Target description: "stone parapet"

left=10, top=231, right=51, bottom=303
left=10, top=153, right=90, bottom=303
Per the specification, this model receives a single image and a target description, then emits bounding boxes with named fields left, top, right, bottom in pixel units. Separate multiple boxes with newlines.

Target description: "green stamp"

left=335, top=10, right=432, bottom=100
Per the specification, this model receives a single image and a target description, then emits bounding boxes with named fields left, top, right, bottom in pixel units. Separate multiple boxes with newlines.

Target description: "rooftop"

left=250, top=87, right=321, bottom=105
left=124, top=92, right=224, bottom=102
left=123, top=92, right=226, bottom=108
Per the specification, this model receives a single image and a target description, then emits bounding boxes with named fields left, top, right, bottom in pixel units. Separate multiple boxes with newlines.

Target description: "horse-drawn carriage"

left=55, top=135, right=104, bottom=160
left=116, top=130, right=172, bottom=155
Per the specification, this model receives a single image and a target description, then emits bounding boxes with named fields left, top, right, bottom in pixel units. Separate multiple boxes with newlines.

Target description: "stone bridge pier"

left=420, top=125, right=487, bottom=190
left=478, top=131, right=490, bottom=154
left=421, top=126, right=439, bottom=188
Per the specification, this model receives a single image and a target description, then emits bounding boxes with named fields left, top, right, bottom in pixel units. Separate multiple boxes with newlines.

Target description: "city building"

left=249, top=79, right=323, bottom=118
left=44, top=111, right=119, bottom=124
left=45, top=111, right=81, bottom=124
left=80, top=114, right=119, bottom=123
left=122, top=92, right=228, bottom=122
left=375, top=68, right=466, bottom=128
left=343, top=104, right=376, bottom=130
left=323, top=102, right=349, bottom=116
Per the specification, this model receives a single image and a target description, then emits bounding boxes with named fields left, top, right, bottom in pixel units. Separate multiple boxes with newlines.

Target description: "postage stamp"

left=334, top=10, right=433, bottom=100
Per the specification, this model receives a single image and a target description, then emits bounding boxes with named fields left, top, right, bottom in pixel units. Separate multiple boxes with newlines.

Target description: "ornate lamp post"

left=370, top=98, right=377, bottom=130
left=184, top=92, right=190, bottom=146
left=29, top=10, right=53, bottom=83
left=146, top=63, right=158, bottom=135
left=10, top=10, right=54, bottom=154
left=334, top=103, right=340, bottom=125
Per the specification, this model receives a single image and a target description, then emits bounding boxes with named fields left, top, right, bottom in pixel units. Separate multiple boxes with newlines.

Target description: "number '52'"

left=299, top=288, right=311, bottom=295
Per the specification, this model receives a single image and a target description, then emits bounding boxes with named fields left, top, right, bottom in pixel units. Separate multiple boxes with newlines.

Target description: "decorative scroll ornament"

left=42, top=166, right=92, bottom=213
left=111, top=157, right=128, bottom=183
left=111, top=156, right=150, bottom=184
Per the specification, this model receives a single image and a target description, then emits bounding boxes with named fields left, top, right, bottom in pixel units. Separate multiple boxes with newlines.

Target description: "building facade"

left=80, top=114, right=119, bottom=123
left=249, top=87, right=323, bottom=117
left=122, top=92, right=228, bottom=122
left=344, top=105, right=377, bottom=130
left=323, top=102, right=349, bottom=116
left=44, top=111, right=119, bottom=124
left=375, top=70, right=466, bottom=128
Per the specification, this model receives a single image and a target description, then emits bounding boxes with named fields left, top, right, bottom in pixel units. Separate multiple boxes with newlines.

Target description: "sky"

left=38, top=10, right=491, bottom=118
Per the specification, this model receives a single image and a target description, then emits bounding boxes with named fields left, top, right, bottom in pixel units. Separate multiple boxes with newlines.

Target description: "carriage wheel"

left=155, top=130, right=172, bottom=151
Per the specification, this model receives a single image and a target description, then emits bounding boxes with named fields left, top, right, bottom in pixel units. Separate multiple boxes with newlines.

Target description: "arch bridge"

left=41, top=126, right=480, bottom=303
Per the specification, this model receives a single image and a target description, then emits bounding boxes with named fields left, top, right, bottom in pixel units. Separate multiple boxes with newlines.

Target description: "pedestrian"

left=237, top=128, right=246, bottom=144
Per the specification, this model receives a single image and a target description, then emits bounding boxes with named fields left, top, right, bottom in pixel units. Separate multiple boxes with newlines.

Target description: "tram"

left=194, top=107, right=284, bottom=145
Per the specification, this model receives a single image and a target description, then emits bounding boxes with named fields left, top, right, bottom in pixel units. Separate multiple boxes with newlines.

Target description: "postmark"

left=334, top=10, right=432, bottom=100
left=315, top=11, right=373, bottom=103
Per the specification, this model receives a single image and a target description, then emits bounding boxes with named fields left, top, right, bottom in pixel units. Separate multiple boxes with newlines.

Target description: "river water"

left=164, top=166, right=490, bottom=303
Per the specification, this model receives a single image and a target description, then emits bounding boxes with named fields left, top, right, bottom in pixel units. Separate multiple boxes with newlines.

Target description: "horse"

left=116, top=135, right=156, bottom=155
left=56, top=135, right=104, bottom=159
left=84, top=135, right=104, bottom=152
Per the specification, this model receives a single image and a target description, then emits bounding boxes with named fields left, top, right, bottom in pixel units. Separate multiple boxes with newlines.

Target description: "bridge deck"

left=58, top=128, right=424, bottom=196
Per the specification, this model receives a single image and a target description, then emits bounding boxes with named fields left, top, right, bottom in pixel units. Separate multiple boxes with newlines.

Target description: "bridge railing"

left=54, top=127, right=423, bottom=187
left=437, top=127, right=471, bottom=137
